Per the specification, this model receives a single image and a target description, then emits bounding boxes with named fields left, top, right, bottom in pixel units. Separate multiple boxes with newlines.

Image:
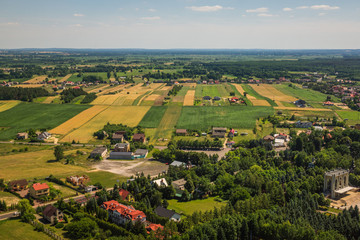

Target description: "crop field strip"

left=135, top=83, right=165, bottom=106
left=24, top=75, right=50, bottom=84
left=153, top=105, right=183, bottom=141
left=0, top=100, right=20, bottom=112
left=41, top=96, right=58, bottom=104
left=97, top=84, right=127, bottom=95
left=138, top=106, right=168, bottom=128
left=241, top=84, right=276, bottom=106
left=58, top=73, right=73, bottom=82
left=229, top=84, right=252, bottom=106
left=12, top=84, right=45, bottom=88
left=61, top=106, right=151, bottom=143
left=251, top=84, right=297, bottom=107
left=183, top=90, right=195, bottom=106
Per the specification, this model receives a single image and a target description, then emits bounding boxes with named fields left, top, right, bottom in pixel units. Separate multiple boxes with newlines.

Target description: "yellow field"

left=61, top=106, right=150, bottom=143
left=274, top=107, right=332, bottom=111
left=160, top=86, right=172, bottom=91
left=183, top=90, right=195, bottom=106
left=58, top=74, right=73, bottom=82
left=88, top=84, right=110, bottom=93
left=24, top=75, right=48, bottom=83
left=233, top=84, right=246, bottom=95
left=0, top=101, right=20, bottom=112
left=251, top=84, right=297, bottom=102
left=50, top=105, right=108, bottom=135
left=98, top=84, right=127, bottom=95
left=42, top=96, right=58, bottom=104
left=251, top=99, right=271, bottom=106
left=183, top=83, right=197, bottom=88
left=145, top=94, right=161, bottom=101
left=13, top=84, right=44, bottom=88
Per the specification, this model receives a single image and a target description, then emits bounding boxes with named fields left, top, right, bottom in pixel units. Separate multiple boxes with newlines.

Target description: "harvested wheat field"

left=88, top=84, right=110, bottom=94
left=251, top=99, right=271, bottom=106
left=183, top=90, right=195, bottom=106
left=24, top=75, right=48, bottom=83
left=183, top=83, right=197, bottom=88
left=0, top=101, right=20, bottom=112
left=58, top=74, right=73, bottom=82
left=42, top=96, right=58, bottom=104
left=160, top=86, right=173, bottom=91
left=274, top=107, right=332, bottom=111
left=98, top=84, right=127, bottom=95
left=252, top=84, right=297, bottom=102
left=61, top=106, right=150, bottom=143
left=14, top=84, right=44, bottom=88
left=233, top=84, right=246, bottom=95
left=145, top=94, right=161, bottom=101
left=50, top=105, right=108, bottom=135
left=91, top=94, right=121, bottom=105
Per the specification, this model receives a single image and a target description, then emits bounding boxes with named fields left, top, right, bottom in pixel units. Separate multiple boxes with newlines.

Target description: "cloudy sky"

left=0, top=0, right=359, bottom=49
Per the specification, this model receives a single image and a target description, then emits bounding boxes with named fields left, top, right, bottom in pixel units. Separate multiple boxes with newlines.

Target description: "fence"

left=30, top=220, right=64, bottom=240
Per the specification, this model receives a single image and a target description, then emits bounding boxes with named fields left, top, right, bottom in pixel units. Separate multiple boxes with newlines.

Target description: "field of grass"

left=274, top=83, right=340, bottom=103
left=153, top=105, right=182, bottom=143
left=336, top=110, right=360, bottom=125
left=67, top=74, right=83, bottom=83
left=138, top=106, right=168, bottom=128
left=0, top=219, right=51, bottom=240
left=62, top=106, right=150, bottom=143
left=0, top=144, right=52, bottom=157
left=196, top=85, right=220, bottom=97
left=0, top=100, right=20, bottom=112
left=242, top=84, right=277, bottom=106
left=86, top=171, right=128, bottom=188
left=177, top=106, right=274, bottom=130
left=168, top=197, right=227, bottom=215
left=0, top=102, right=91, bottom=141
left=0, top=191, right=21, bottom=206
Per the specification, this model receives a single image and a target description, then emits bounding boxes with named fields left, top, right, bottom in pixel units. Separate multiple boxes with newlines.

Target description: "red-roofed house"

left=119, top=189, right=135, bottom=202
left=146, top=223, right=164, bottom=234
left=230, top=97, right=239, bottom=103
left=30, top=183, right=50, bottom=198
left=101, top=200, right=146, bottom=225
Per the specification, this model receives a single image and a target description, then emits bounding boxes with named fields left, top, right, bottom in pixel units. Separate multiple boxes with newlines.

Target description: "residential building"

left=112, top=133, right=124, bottom=142
left=16, top=132, right=28, bottom=140
left=170, top=161, right=185, bottom=167
left=101, top=200, right=146, bottom=225
left=295, top=121, right=313, bottom=128
left=134, top=149, right=148, bottom=159
left=133, top=133, right=146, bottom=143
left=66, top=175, right=90, bottom=186
left=152, top=178, right=168, bottom=188
left=212, top=127, right=227, bottom=138
left=172, top=178, right=187, bottom=197
left=114, top=143, right=130, bottom=152
left=203, top=96, right=211, bottom=100
left=175, top=129, right=187, bottom=136
left=37, top=132, right=51, bottom=141
left=146, top=223, right=164, bottom=234
left=30, top=183, right=50, bottom=198
left=89, top=147, right=107, bottom=159
left=43, top=205, right=64, bottom=224
left=119, top=189, right=135, bottom=202
left=154, top=206, right=181, bottom=221
left=8, top=179, right=28, bottom=191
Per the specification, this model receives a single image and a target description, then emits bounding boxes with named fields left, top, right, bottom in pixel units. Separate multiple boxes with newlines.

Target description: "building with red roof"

left=119, top=189, right=135, bottom=202
left=101, top=200, right=146, bottom=225
left=146, top=223, right=164, bottom=234
left=29, top=183, right=49, bottom=198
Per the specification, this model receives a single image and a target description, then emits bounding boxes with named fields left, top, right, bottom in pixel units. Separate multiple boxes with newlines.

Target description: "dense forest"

left=0, top=87, right=49, bottom=101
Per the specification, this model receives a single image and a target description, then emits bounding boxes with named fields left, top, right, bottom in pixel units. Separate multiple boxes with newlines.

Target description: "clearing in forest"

left=50, top=105, right=108, bottom=135
left=183, top=90, right=195, bottom=106
left=61, top=106, right=150, bottom=143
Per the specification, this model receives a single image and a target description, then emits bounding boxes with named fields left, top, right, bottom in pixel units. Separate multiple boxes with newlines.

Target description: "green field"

left=0, top=219, right=51, bottom=240
left=242, top=84, right=277, bottom=106
left=0, top=102, right=91, bottom=140
left=168, top=197, right=227, bottom=215
left=86, top=171, right=127, bottom=188
left=177, top=106, right=274, bottom=130
left=274, top=84, right=340, bottom=103
left=336, top=110, right=360, bottom=125
left=138, top=106, right=168, bottom=128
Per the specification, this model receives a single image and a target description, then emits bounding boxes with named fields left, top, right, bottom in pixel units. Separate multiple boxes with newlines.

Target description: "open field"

left=177, top=106, right=274, bottom=130
left=183, top=90, right=195, bottom=106
left=13, top=84, right=45, bottom=88
left=86, top=171, right=128, bottom=188
left=153, top=105, right=182, bottom=142
left=168, top=197, right=227, bottom=215
left=251, top=84, right=297, bottom=106
left=336, top=110, right=360, bottom=125
left=196, top=85, right=221, bottom=97
left=97, top=84, right=127, bottom=95
left=91, top=93, right=122, bottom=105
left=0, top=100, right=20, bottom=112
left=87, top=84, right=109, bottom=93
left=232, top=84, right=269, bottom=106
left=62, top=106, right=150, bottom=143
left=42, top=96, right=58, bottom=104
left=138, top=106, right=168, bottom=128
left=251, top=99, right=271, bottom=106
left=50, top=105, right=108, bottom=135
left=0, top=191, right=21, bottom=206
left=242, top=84, right=277, bottom=106
left=0, top=102, right=91, bottom=141
left=0, top=219, right=51, bottom=240
left=58, top=73, right=73, bottom=82
left=24, top=75, right=48, bottom=83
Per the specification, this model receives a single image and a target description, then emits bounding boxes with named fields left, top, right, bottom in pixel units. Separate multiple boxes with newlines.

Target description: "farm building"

left=323, top=101, right=334, bottom=106
left=8, top=179, right=28, bottom=191
left=90, top=147, right=108, bottom=159
left=152, top=178, right=168, bottom=188
left=212, top=127, right=227, bottom=138
left=30, top=183, right=49, bottom=199
left=114, top=143, right=130, bottom=152
left=213, top=96, right=221, bottom=101
left=37, top=131, right=51, bottom=141
left=109, top=151, right=134, bottom=160
left=112, top=133, right=124, bottom=142
left=170, top=160, right=185, bottom=167
left=133, top=133, right=146, bottom=143
left=154, top=206, right=181, bottom=222
left=229, top=97, right=239, bottom=103
left=228, top=129, right=235, bottom=138
left=84, top=185, right=98, bottom=193
left=43, top=205, right=64, bottom=224
left=294, top=99, right=307, bottom=108
left=16, top=132, right=28, bottom=140
left=134, top=149, right=148, bottom=159
left=176, top=129, right=187, bottom=136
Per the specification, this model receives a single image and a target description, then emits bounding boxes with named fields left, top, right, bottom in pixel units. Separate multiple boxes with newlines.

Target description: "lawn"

left=86, top=171, right=128, bottom=188
left=0, top=219, right=51, bottom=240
left=138, top=106, right=168, bottom=128
left=0, top=102, right=91, bottom=140
left=336, top=110, right=360, bottom=125
left=0, top=191, right=21, bottom=206
left=195, top=85, right=220, bottom=98
left=177, top=106, right=274, bottom=130
left=168, top=197, right=227, bottom=215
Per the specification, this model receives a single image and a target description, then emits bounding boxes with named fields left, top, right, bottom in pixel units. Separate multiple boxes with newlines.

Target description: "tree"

left=64, top=217, right=99, bottom=239
left=54, top=145, right=64, bottom=161
left=184, top=179, right=195, bottom=193
left=18, top=199, right=35, bottom=222
left=181, top=189, right=191, bottom=202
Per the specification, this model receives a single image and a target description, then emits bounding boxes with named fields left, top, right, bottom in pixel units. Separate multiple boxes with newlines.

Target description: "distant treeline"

left=81, top=93, right=97, bottom=104
left=0, top=87, right=49, bottom=101
left=60, top=88, right=87, bottom=103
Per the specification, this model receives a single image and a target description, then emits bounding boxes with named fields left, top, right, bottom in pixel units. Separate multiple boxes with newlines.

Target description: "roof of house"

left=213, top=127, right=227, bottom=132
left=119, top=189, right=131, bottom=201
left=134, top=149, right=148, bottom=155
left=176, top=129, right=187, bottom=134
left=172, top=178, right=186, bottom=188
left=9, top=179, right=28, bottom=187
left=32, top=183, right=49, bottom=191
left=170, top=161, right=185, bottom=167
left=91, top=147, right=107, bottom=154
left=112, top=133, right=124, bottom=139
left=231, top=97, right=239, bottom=100
left=115, top=143, right=129, bottom=148
left=109, top=152, right=134, bottom=157
left=213, top=96, right=221, bottom=100
left=153, top=178, right=168, bottom=187
left=43, top=205, right=59, bottom=218
left=154, top=206, right=177, bottom=219
left=263, top=135, right=274, bottom=141
left=133, top=133, right=145, bottom=140
left=147, top=223, right=164, bottom=232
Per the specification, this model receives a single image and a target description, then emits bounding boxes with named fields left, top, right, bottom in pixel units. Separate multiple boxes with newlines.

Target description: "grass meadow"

left=138, top=106, right=168, bottom=128
left=168, top=197, right=227, bottom=215
left=0, top=219, right=51, bottom=240
left=177, top=106, right=274, bottom=130
left=0, top=102, right=91, bottom=140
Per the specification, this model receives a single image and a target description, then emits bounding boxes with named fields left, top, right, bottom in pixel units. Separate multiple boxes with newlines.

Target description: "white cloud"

left=141, top=16, right=161, bottom=20
left=246, top=8, right=268, bottom=13
left=72, top=24, right=83, bottom=27
left=73, top=13, right=84, bottom=17
left=258, top=13, right=277, bottom=17
left=283, top=8, right=293, bottom=12
left=311, top=5, right=340, bottom=10
left=187, top=5, right=224, bottom=12
left=318, top=13, right=327, bottom=16
left=148, top=8, right=156, bottom=12
left=296, top=6, right=309, bottom=10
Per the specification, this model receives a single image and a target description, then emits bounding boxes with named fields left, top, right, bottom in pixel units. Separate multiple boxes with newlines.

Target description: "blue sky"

left=0, top=0, right=359, bottom=49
